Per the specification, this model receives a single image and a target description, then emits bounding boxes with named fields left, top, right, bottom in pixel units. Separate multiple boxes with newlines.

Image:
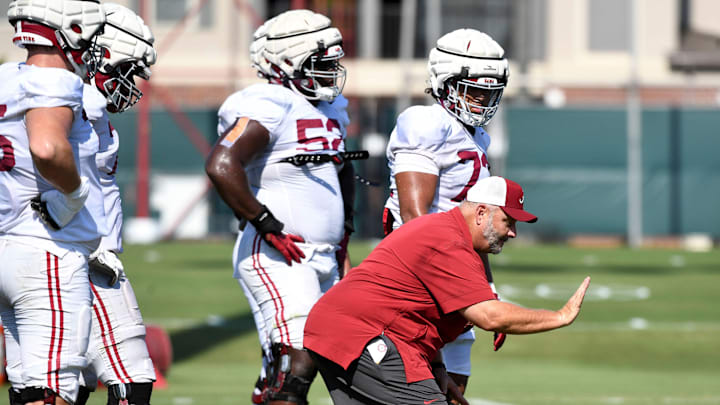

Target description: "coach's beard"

left=483, top=214, right=505, bottom=254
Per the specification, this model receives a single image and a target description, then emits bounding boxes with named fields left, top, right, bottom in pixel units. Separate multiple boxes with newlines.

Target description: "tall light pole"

left=627, top=0, right=643, bottom=247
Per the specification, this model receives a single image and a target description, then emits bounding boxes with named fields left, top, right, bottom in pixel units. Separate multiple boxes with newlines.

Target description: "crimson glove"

left=493, top=332, right=506, bottom=351
left=265, top=232, right=305, bottom=265
left=250, top=205, right=305, bottom=266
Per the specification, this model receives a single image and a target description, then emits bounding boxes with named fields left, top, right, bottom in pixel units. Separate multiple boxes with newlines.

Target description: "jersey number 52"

left=296, top=118, right=343, bottom=152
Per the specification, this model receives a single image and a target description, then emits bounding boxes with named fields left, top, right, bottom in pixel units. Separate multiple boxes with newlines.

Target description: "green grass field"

left=3, top=240, right=719, bottom=405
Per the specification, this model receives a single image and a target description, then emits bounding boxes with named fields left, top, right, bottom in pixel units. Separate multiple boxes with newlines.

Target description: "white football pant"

left=0, top=239, right=92, bottom=403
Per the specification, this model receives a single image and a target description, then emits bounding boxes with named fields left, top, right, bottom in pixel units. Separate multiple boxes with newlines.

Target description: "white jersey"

left=83, top=84, right=123, bottom=252
left=384, top=103, right=491, bottom=228
left=217, top=83, right=345, bottom=245
left=0, top=63, right=106, bottom=255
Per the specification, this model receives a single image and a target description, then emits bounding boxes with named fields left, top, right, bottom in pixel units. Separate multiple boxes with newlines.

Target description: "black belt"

left=280, top=150, right=369, bottom=166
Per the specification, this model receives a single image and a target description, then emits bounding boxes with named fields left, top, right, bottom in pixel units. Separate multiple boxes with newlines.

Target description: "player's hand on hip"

left=558, top=276, right=591, bottom=326
left=250, top=204, right=306, bottom=266
left=265, top=232, right=305, bottom=266
left=89, top=249, right=124, bottom=286
left=31, top=176, right=90, bottom=230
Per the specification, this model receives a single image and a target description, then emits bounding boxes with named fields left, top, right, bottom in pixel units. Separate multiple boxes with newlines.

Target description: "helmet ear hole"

left=71, top=24, right=82, bottom=34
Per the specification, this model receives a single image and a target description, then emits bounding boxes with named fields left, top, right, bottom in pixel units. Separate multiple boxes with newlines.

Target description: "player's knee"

left=108, top=382, right=153, bottom=405
left=289, top=348, right=317, bottom=380
left=266, top=343, right=315, bottom=405
left=20, top=387, right=60, bottom=404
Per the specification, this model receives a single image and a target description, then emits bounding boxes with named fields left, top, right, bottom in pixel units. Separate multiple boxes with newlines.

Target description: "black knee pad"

left=266, top=343, right=313, bottom=405
left=107, top=382, right=153, bottom=405
left=75, top=385, right=92, bottom=405
left=20, top=387, right=59, bottom=404
left=8, top=387, right=22, bottom=405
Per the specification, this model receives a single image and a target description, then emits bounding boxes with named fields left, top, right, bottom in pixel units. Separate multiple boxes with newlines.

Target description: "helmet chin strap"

left=287, top=77, right=338, bottom=102
left=315, top=87, right=337, bottom=102
left=54, top=30, right=91, bottom=79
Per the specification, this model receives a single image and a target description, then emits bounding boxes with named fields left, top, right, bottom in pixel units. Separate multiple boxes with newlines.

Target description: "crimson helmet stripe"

left=14, top=21, right=63, bottom=49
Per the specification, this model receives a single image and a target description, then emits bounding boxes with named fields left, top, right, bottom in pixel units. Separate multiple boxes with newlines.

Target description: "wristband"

left=249, top=205, right=284, bottom=235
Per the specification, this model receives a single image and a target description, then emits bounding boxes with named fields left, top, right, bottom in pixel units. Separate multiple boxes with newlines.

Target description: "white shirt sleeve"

left=387, top=105, right=452, bottom=162
left=20, top=67, right=83, bottom=112
left=393, top=151, right=440, bottom=175
left=217, top=84, right=289, bottom=143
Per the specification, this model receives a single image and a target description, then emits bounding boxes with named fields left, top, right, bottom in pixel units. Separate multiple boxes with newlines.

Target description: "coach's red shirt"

left=304, top=207, right=496, bottom=383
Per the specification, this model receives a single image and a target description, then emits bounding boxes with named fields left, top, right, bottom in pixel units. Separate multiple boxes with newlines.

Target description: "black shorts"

left=310, top=335, right=447, bottom=405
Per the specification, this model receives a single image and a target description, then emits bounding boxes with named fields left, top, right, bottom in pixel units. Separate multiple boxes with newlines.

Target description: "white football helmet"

left=91, top=3, right=156, bottom=113
left=428, top=29, right=509, bottom=127
left=249, top=16, right=280, bottom=82
left=8, top=0, right=106, bottom=78
left=263, top=9, right=346, bottom=102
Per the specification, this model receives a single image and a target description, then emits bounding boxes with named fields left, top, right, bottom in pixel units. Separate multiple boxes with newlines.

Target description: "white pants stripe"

left=252, top=233, right=290, bottom=345
left=90, top=282, right=133, bottom=384
left=0, top=239, right=92, bottom=403
left=46, top=251, right=64, bottom=393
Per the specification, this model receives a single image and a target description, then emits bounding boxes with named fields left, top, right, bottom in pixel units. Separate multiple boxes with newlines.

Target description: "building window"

left=156, top=0, right=186, bottom=22
left=589, top=0, right=629, bottom=51
left=442, top=0, right=512, bottom=56
left=128, top=0, right=214, bottom=29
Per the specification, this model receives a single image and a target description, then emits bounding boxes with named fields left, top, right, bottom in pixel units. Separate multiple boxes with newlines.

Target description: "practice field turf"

left=3, top=241, right=719, bottom=405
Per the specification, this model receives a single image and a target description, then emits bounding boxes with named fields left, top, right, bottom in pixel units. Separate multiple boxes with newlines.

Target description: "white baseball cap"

left=466, top=176, right=538, bottom=223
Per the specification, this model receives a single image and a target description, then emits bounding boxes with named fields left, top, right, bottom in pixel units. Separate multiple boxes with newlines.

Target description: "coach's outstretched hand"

left=265, top=232, right=305, bottom=266
left=559, top=276, right=591, bottom=326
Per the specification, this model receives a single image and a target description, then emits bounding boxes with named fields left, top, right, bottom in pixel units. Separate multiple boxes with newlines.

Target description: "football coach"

left=304, top=176, right=591, bottom=405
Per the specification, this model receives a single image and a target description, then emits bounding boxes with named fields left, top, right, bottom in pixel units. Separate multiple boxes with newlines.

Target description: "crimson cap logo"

left=519, top=195, right=524, bottom=204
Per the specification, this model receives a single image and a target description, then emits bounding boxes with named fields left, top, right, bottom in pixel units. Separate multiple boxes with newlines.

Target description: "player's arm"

left=205, top=117, right=305, bottom=265
left=430, top=352, right=469, bottom=405
left=27, top=106, right=90, bottom=230
left=26, top=106, right=80, bottom=193
left=205, top=118, right=268, bottom=220
left=459, top=277, right=591, bottom=334
left=395, top=171, right=438, bottom=223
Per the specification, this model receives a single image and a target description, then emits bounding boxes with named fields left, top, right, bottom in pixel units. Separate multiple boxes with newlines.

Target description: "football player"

left=383, top=29, right=510, bottom=405
left=243, top=17, right=355, bottom=404
left=0, top=1, right=106, bottom=404
left=206, top=9, right=354, bottom=405
left=76, top=4, right=158, bottom=405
